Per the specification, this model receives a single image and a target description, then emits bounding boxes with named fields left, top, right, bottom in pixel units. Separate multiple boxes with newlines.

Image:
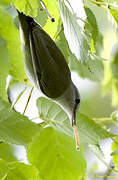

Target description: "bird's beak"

left=72, top=106, right=79, bottom=151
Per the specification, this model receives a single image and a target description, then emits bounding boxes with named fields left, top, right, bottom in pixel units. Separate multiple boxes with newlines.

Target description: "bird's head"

left=55, top=81, right=80, bottom=126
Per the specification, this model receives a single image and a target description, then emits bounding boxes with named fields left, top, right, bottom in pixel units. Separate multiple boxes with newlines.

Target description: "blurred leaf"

left=0, top=160, right=8, bottom=179
left=5, top=162, right=41, bottom=180
left=0, top=37, right=10, bottom=101
left=37, top=97, right=114, bottom=146
left=0, top=160, right=41, bottom=180
left=112, top=136, right=118, bottom=171
left=0, top=98, right=41, bottom=146
left=27, top=127, right=86, bottom=180
left=84, top=7, right=103, bottom=55
left=110, top=9, right=118, bottom=24
left=0, top=7, right=27, bottom=83
left=12, top=0, right=40, bottom=17
left=103, top=44, right=118, bottom=106
left=69, top=53, right=103, bottom=81
left=0, top=0, right=10, bottom=6
left=35, top=6, right=48, bottom=27
left=0, top=142, right=17, bottom=162
left=42, top=0, right=60, bottom=38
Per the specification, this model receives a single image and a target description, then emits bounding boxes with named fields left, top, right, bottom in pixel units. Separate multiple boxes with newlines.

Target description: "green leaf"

left=35, top=6, right=48, bottom=27
left=0, top=98, right=41, bottom=146
left=27, top=127, right=86, bottom=180
left=69, top=53, right=104, bottom=81
left=112, top=136, right=118, bottom=171
left=110, top=9, right=118, bottom=24
left=103, top=44, right=118, bottom=106
left=12, top=0, right=40, bottom=17
left=5, top=162, right=41, bottom=180
left=43, top=0, right=60, bottom=38
left=0, top=160, right=41, bottom=180
left=0, top=142, right=17, bottom=162
left=0, top=7, right=27, bottom=83
left=58, top=0, right=104, bottom=81
left=37, top=97, right=114, bottom=146
left=0, top=37, right=10, bottom=101
left=58, top=0, right=89, bottom=63
left=55, top=26, right=103, bottom=81
left=0, top=0, right=10, bottom=6
left=84, top=7, right=103, bottom=55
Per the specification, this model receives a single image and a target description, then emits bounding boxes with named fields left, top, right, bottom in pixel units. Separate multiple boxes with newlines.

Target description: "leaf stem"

left=11, top=87, right=27, bottom=109
left=23, top=87, right=34, bottom=115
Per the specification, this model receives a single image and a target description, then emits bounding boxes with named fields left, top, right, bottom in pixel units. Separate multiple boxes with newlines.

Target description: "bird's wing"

left=29, top=22, right=71, bottom=98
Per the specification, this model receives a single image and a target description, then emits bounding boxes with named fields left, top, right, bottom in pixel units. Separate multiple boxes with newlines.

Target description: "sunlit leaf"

left=0, top=7, right=27, bottom=83
left=0, top=37, right=10, bottom=101
left=12, top=0, right=40, bottom=17
left=0, top=142, right=17, bottom=162
left=27, top=127, right=86, bottom=180
left=0, top=160, right=41, bottom=180
left=112, top=136, right=118, bottom=171
left=42, top=0, right=60, bottom=38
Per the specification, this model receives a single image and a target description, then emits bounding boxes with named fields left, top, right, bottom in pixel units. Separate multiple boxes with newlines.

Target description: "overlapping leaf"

left=58, top=0, right=104, bottom=81
left=0, top=98, right=41, bottom=145
left=37, top=97, right=114, bottom=146
left=12, top=0, right=40, bottom=17
left=0, top=160, right=41, bottom=180
left=27, top=127, right=86, bottom=180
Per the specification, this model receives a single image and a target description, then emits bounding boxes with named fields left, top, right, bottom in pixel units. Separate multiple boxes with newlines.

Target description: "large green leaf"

left=0, top=98, right=41, bottom=146
left=0, top=160, right=41, bottom=180
left=37, top=97, right=114, bottom=146
left=0, top=142, right=17, bottom=162
left=0, top=37, right=10, bottom=101
left=0, top=7, right=27, bottom=83
left=27, top=127, right=86, bottom=180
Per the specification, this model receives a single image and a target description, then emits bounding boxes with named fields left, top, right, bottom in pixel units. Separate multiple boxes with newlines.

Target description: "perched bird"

left=17, top=10, right=80, bottom=150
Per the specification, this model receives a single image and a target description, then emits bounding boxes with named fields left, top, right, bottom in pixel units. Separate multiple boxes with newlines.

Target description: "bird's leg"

left=23, top=87, right=34, bottom=115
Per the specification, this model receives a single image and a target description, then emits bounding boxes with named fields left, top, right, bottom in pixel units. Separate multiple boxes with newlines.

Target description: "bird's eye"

left=75, top=98, right=80, bottom=104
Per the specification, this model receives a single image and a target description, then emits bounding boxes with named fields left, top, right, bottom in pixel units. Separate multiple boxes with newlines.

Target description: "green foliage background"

left=0, top=0, right=118, bottom=179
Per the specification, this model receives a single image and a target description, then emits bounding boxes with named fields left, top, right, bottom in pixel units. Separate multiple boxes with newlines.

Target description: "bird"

left=17, top=10, right=80, bottom=150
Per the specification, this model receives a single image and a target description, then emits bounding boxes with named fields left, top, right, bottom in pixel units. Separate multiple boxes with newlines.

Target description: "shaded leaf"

left=0, top=98, right=41, bottom=146
left=27, top=127, right=86, bottom=180
left=37, top=97, right=114, bottom=146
